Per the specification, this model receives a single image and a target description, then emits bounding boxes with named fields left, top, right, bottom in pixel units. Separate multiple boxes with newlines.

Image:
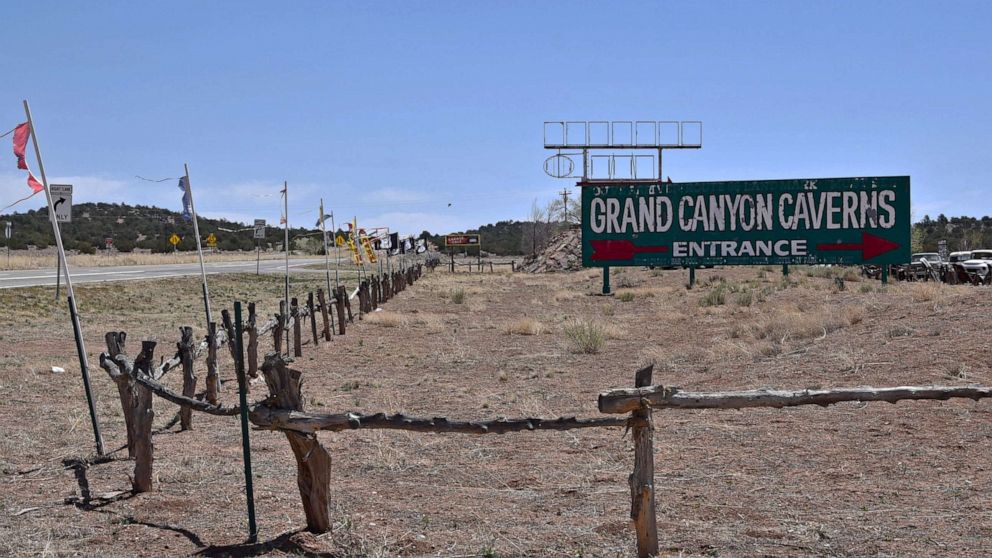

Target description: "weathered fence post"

left=205, top=322, right=220, bottom=405
left=274, top=302, right=286, bottom=354
left=178, top=326, right=196, bottom=431
left=334, top=288, right=347, bottom=334
left=630, top=365, right=658, bottom=557
left=362, top=282, right=372, bottom=314
left=371, top=277, right=379, bottom=309
left=131, top=340, right=157, bottom=493
left=260, top=354, right=332, bottom=533
left=291, top=297, right=302, bottom=357
left=307, top=292, right=319, bottom=346
left=98, top=333, right=153, bottom=492
left=247, top=302, right=259, bottom=377
left=338, top=285, right=353, bottom=323
left=221, top=309, right=239, bottom=365
left=317, top=289, right=331, bottom=341
left=103, top=332, right=136, bottom=456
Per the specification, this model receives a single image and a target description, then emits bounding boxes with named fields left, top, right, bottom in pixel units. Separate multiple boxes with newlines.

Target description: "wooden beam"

left=249, top=409, right=627, bottom=435
left=598, top=384, right=992, bottom=415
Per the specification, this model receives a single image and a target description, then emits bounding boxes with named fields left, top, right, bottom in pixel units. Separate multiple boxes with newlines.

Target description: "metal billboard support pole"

left=24, top=99, right=105, bottom=456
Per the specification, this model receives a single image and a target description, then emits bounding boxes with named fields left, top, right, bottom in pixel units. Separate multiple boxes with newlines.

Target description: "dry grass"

left=753, top=305, right=847, bottom=342
left=3, top=263, right=991, bottom=557
left=364, top=311, right=407, bottom=327
left=504, top=317, right=545, bottom=335
left=0, top=250, right=310, bottom=271
left=904, top=282, right=944, bottom=303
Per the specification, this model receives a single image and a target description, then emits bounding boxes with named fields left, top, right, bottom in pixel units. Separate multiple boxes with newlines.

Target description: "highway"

left=0, top=258, right=331, bottom=289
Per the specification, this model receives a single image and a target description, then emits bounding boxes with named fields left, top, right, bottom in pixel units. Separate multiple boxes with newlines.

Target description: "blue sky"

left=1, top=1, right=989, bottom=235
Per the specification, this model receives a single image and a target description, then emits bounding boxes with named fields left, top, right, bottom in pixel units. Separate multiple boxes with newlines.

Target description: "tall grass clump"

left=563, top=318, right=606, bottom=354
left=699, top=283, right=728, bottom=307
left=450, top=288, right=466, bottom=304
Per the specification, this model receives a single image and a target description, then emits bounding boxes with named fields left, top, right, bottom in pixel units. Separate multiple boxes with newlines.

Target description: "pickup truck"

left=960, top=250, right=992, bottom=281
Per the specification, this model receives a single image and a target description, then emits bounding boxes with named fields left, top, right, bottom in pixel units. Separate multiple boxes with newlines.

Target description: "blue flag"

left=178, top=177, right=193, bottom=222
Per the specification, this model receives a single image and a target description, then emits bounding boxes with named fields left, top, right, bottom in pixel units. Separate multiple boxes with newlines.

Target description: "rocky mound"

left=520, top=228, right=582, bottom=273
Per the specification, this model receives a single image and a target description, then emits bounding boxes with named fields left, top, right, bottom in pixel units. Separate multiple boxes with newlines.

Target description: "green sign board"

left=581, top=176, right=910, bottom=267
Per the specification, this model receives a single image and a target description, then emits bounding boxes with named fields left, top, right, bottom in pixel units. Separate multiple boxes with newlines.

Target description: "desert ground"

left=0, top=263, right=990, bottom=557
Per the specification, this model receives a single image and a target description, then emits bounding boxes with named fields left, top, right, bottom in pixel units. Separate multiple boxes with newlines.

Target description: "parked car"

left=948, top=251, right=972, bottom=264
left=907, top=252, right=942, bottom=281
left=961, top=249, right=992, bottom=280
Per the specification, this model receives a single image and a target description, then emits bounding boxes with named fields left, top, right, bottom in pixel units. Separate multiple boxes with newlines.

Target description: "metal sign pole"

left=24, top=99, right=105, bottom=456
left=319, top=199, right=334, bottom=319
left=232, top=302, right=258, bottom=542
left=183, top=164, right=212, bottom=331
left=283, top=182, right=290, bottom=356
left=331, top=213, right=339, bottom=289
left=55, top=251, right=61, bottom=300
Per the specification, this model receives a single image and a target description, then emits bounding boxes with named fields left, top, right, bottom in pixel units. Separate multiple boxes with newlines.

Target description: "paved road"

left=0, top=258, right=335, bottom=289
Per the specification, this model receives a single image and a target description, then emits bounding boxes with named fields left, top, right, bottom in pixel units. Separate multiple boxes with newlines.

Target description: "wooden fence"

left=92, top=261, right=992, bottom=557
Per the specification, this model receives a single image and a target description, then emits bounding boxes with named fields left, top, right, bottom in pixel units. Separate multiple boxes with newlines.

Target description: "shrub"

left=450, top=288, right=465, bottom=304
left=699, top=284, right=727, bottom=307
left=618, top=291, right=635, bottom=302
left=735, top=289, right=754, bottom=306
left=504, top=317, right=544, bottom=335
left=563, top=318, right=606, bottom=354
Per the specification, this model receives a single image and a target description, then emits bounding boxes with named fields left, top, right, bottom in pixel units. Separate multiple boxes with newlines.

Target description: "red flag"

left=13, top=122, right=29, bottom=170
left=27, top=172, right=43, bottom=193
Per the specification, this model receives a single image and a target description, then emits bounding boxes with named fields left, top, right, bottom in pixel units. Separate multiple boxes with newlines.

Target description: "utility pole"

left=559, top=187, right=570, bottom=224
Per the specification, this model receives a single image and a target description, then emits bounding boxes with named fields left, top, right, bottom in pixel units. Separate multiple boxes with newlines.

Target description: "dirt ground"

left=0, top=263, right=990, bottom=557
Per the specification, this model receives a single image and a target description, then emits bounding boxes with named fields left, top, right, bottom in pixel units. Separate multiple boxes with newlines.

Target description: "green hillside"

left=0, top=202, right=316, bottom=254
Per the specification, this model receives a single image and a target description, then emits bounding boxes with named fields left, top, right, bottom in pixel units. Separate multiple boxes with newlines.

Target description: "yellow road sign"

left=335, top=234, right=345, bottom=246
left=206, top=233, right=217, bottom=247
left=169, top=234, right=180, bottom=246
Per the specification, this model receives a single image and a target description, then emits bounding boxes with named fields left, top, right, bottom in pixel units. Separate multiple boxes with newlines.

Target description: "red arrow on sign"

left=590, top=240, right=669, bottom=261
left=815, top=232, right=900, bottom=261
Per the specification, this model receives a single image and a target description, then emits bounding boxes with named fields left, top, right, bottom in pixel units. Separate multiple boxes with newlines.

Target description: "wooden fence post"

left=274, top=302, right=286, bottom=354
left=371, top=278, right=379, bottom=309
left=260, top=354, right=332, bottom=533
left=247, top=302, right=259, bottom=377
left=338, top=286, right=353, bottom=323
left=630, top=365, right=658, bottom=558
left=334, top=288, right=347, bottom=334
left=178, top=326, right=196, bottom=431
left=307, top=292, right=319, bottom=346
left=317, top=289, right=331, bottom=341
left=131, top=340, right=157, bottom=493
left=102, top=332, right=136, bottom=457
left=291, top=298, right=302, bottom=357
left=205, top=322, right=220, bottom=405
left=221, top=309, right=239, bottom=365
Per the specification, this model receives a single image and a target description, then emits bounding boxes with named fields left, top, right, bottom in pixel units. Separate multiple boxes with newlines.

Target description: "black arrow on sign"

left=53, top=197, right=66, bottom=212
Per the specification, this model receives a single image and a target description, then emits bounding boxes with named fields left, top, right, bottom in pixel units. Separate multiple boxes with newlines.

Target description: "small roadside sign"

left=206, top=233, right=218, bottom=248
left=169, top=233, right=181, bottom=246
left=445, top=234, right=481, bottom=247
left=105, top=237, right=114, bottom=249
left=253, top=219, right=266, bottom=239
left=3, top=221, right=10, bottom=240
left=50, top=184, right=72, bottom=223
